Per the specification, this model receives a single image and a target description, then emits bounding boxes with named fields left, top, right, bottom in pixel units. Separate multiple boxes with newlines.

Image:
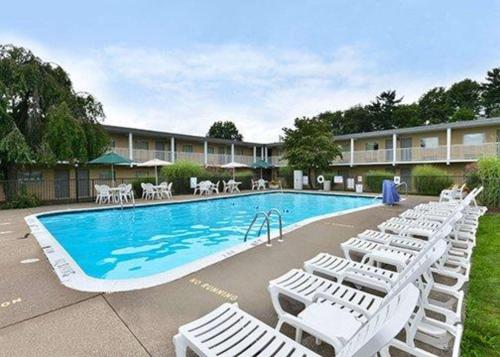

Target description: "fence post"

left=75, top=167, right=79, bottom=203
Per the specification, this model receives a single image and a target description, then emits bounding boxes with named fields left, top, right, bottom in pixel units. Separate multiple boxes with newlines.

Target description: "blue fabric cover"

left=382, top=180, right=400, bottom=205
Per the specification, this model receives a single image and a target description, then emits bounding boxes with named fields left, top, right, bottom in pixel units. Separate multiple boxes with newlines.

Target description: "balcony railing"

left=451, top=142, right=500, bottom=161
left=269, top=156, right=287, bottom=167
left=330, top=142, right=499, bottom=166
left=396, top=146, right=447, bottom=162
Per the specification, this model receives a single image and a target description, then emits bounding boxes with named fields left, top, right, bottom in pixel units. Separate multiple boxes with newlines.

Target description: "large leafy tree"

left=447, top=79, right=482, bottom=117
left=207, top=121, right=243, bottom=141
left=0, top=45, right=109, bottom=181
left=367, top=90, right=403, bottom=130
left=482, top=68, right=500, bottom=117
left=282, top=117, right=341, bottom=188
left=418, top=87, right=453, bottom=124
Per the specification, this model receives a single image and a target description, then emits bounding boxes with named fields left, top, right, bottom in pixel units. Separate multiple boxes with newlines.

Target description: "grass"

left=461, top=213, right=500, bottom=356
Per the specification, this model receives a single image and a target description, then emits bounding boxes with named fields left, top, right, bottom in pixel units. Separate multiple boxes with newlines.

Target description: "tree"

left=282, top=117, right=341, bottom=188
left=482, top=68, right=500, bottom=117
left=392, top=103, right=421, bottom=128
left=367, top=90, right=403, bottom=130
left=447, top=79, right=482, bottom=115
left=207, top=121, right=243, bottom=141
left=418, top=87, right=453, bottom=124
left=0, top=45, right=109, bottom=182
left=342, top=105, right=373, bottom=133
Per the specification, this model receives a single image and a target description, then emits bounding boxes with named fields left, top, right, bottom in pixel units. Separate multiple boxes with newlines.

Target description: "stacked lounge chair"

left=173, top=187, right=486, bottom=356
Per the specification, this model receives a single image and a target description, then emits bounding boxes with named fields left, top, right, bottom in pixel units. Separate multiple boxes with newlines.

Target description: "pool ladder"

left=244, top=208, right=283, bottom=246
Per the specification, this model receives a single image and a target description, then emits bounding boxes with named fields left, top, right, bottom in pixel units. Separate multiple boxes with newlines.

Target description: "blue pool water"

left=39, top=193, right=376, bottom=280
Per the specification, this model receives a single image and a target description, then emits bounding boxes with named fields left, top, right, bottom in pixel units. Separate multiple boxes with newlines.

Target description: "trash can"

left=323, top=180, right=331, bottom=191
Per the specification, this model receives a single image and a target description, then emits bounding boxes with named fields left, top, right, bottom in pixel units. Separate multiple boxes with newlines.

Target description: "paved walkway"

left=0, top=193, right=435, bottom=356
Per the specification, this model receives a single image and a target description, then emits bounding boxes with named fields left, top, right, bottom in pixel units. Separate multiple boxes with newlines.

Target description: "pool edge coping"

left=25, top=190, right=384, bottom=293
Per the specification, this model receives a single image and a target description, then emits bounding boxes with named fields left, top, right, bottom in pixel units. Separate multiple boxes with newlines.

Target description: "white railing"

left=234, top=154, right=254, bottom=165
left=353, top=149, right=393, bottom=164
left=451, top=142, right=500, bottom=161
left=112, top=147, right=130, bottom=159
left=176, top=151, right=205, bottom=164
left=396, top=146, right=447, bottom=162
left=331, top=151, right=352, bottom=165
left=268, top=156, right=287, bottom=167
left=133, top=149, right=171, bottom=162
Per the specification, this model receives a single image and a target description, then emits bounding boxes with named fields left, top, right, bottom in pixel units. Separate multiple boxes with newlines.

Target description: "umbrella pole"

left=111, top=163, right=115, bottom=186
left=155, top=166, right=158, bottom=185
left=260, top=168, right=263, bottom=179
left=233, top=168, right=235, bottom=181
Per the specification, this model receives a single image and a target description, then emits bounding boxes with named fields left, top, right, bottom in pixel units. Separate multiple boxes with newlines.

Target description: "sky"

left=1, top=1, right=500, bottom=142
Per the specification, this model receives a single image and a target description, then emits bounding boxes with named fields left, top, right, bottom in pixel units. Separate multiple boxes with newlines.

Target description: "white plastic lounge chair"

left=173, top=303, right=321, bottom=357
left=174, top=282, right=419, bottom=357
left=257, top=178, right=267, bottom=190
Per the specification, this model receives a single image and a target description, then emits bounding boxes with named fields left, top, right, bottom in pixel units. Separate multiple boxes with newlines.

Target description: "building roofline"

left=102, top=125, right=266, bottom=147
left=333, top=117, right=500, bottom=141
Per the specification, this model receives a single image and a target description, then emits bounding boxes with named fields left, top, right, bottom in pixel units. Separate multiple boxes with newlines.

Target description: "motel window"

left=134, top=139, right=149, bottom=150
left=420, top=137, right=439, bottom=148
left=17, top=170, right=43, bottom=182
left=182, top=144, right=194, bottom=153
left=365, top=142, right=379, bottom=151
left=463, top=133, right=485, bottom=146
left=207, top=147, right=215, bottom=154
left=235, top=148, right=244, bottom=155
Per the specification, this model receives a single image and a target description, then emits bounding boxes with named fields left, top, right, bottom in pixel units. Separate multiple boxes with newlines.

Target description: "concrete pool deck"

left=0, top=192, right=438, bottom=356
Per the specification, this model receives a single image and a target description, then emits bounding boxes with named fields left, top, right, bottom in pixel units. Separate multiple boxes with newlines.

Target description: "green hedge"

left=412, top=165, right=453, bottom=196
left=1, top=186, right=41, bottom=209
left=365, top=170, right=394, bottom=192
left=476, top=157, right=500, bottom=208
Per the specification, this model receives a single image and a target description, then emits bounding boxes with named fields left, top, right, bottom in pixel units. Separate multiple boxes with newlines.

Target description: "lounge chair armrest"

left=311, top=292, right=372, bottom=318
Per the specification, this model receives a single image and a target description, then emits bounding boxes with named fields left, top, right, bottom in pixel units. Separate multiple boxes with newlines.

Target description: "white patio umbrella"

left=137, top=158, right=173, bottom=185
left=221, top=161, right=248, bottom=180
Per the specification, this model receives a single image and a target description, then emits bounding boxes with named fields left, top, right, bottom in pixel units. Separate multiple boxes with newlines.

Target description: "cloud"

left=0, top=33, right=490, bottom=142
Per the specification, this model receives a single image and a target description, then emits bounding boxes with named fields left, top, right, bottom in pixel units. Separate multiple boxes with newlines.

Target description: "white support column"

left=350, top=138, right=354, bottom=167
left=231, top=143, right=235, bottom=162
left=170, top=137, right=175, bottom=163
left=253, top=146, right=257, bottom=163
left=264, top=147, right=268, bottom=162
left=446, top=128, right=451, bottom=165
left=261, top=146, right=264, bottom=160
left=392, top=133, right=397, bottom=166
left=128, top=132, right=133, bottom=161
left=204, top=140, right=208, bottom=166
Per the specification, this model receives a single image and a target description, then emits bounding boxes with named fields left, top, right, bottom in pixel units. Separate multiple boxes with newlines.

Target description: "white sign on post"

left=347, top=178, right=355, bottom=189
left=357, top=176, right=363, bottom=182
left=334, top=176, right=343, bottom=184
left=356, top=184, right=363, bottom=193
left=190, top=177, right=198, bottom=189
left=394, top=176, right=401, bottom=184
left=302, top=176, right=309, bottom=186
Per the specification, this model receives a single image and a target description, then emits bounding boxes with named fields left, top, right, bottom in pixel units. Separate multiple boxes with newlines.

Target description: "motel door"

left=400, top=137, right=412, bottom=162
left=385, top=138, right=393, bottom=162
left=54, top=169, right=70, bottom=199
left=77, top=169, right=90, bottom=198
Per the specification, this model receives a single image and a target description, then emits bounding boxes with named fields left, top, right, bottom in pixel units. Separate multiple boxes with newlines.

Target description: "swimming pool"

left=26, top=192, right=380, bottom=291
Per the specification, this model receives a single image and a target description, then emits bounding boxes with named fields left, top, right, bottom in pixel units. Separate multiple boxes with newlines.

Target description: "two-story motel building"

left=8, top=117, right=500, bottom=201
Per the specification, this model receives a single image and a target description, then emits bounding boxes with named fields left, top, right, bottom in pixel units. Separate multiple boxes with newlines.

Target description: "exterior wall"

left=451, top=126, right=497, bottom=145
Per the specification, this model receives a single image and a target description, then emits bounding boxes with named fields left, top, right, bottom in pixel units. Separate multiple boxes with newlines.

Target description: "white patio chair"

left=158, top=182, right=169, bottom=199
left=118, top=184, right=134, bottom=203
left=257, top=178, right=267, bottom=190
left=211, top=181, right=220, bottom=194
left=251, top=179, right=258, bottom=190
left=199, top=181, right=211, bottom=195
left=222, top=180, right=230, bottom=193
left=165, top=182, right=173, bottom=199
left=143, top=183, right=158, bottom=200
left=95, top=184, right=110, bottom=204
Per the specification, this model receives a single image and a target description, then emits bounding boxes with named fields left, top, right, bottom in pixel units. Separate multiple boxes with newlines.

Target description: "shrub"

left=365, top=170, right=394, bottom=192
left=464, top=163, right=480, bottom=189
left=476, top=157, right=500, bottom=208
left=131, top=176, right=156, bottom=198
left=412, top=165, right=453, bottom=196
left=2, top=186, right=41, bottom=209
left=161, top=161, right=208, bottom=180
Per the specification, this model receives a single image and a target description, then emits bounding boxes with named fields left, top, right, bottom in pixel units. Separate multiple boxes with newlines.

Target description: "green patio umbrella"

left=88, top=152, right=133, bottom=185
left=251, top=159, right=273, bottom=179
